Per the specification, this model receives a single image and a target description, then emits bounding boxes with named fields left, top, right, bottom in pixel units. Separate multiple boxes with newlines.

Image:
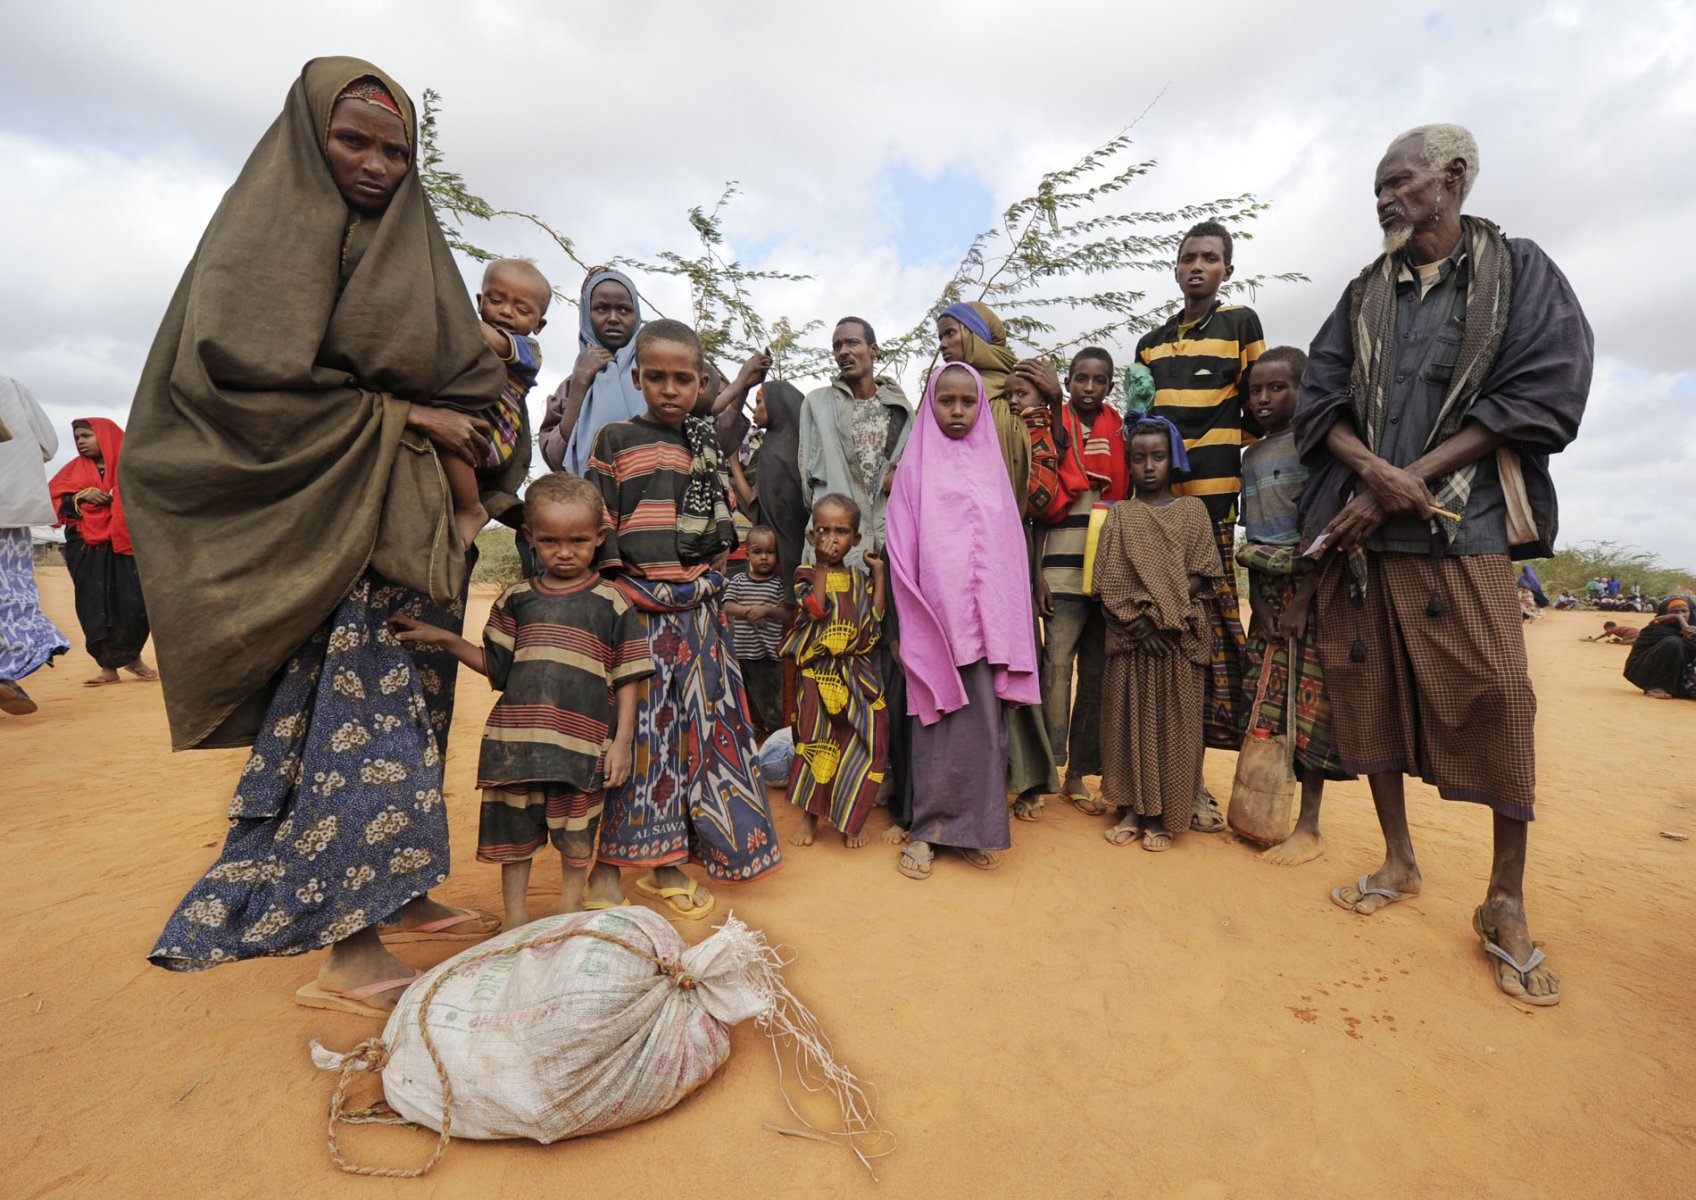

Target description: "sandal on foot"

left=378, top=906, right=500, bottom=944
left=635, top=877, right=715, bottom=920
left=1473, top=906, right=1561, bottom=1007
left=294, top=971, right=420, bottom=1019
left=582, top=897, right=632, bottom=911
left=0, top=680, right=37, bottom=716
left=1065, top=788, right=1110, bottom=817
left=124, top=664, right=159, bottom=681
left=1190, top=786, right=1227, bottom=833
left=83, top=674, right=120, bottom=688
left=1141, top=830, right=1174, bottom=853
left=1104, top=824, right=1141, bottom=846
left=1330, top=874, right=1411, bottom=915
left=959, top=848, right=1002, bottom=871
left=897, top=843, right=934, bottom=880
left=1013, top=795, right=1045, bottom=822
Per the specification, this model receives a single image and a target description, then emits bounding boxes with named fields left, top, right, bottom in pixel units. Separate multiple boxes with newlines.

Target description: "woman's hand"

left=406, top=406, right=492, bottom=467
left=75, top=487, right=113, bottom=507
left=570, top=345, right=614, bottom=399
left=1323, top=491, right=1388, bottom=553
left=1012, top=358, right=1063, bottom=404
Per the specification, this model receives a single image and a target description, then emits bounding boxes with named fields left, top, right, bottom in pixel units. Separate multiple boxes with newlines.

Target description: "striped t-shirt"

left=1239, top=428, right=1306, bottom=547
left=587, top=417, right=734, bottom=582
left=1041, top=489, right=1098, bottom=600
left=1135, top=301, right=1266, bottom=524
left=476, top=574, right=656, bottom=790
left=723, top=572, right=790, bottom=661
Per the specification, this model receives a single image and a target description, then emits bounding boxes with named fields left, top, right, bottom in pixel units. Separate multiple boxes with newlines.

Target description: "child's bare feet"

left=454, top=502, right=489, bottom=552
left=1260, top=827, right=1325, bottom=867
left=844, top=828, right=869, bottom=850
left=791, top=812, right=819, bottom=847
left=880, top=823, right=910, bottom=845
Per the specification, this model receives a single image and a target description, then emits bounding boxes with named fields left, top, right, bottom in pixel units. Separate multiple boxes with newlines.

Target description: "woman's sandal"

left=1065, top=787, right=1110, bottom=817
left=1142, top=830, right=1174, bottom=853
left=294, top=970, right=421, bottom=1019
left=1013, top=795, right=1045, bottom=822
left=1104, top=824, right=1141, bottom=846
left=635, top=877, right=716, bottom=920
left=378, top=907, right=501, bottom=944
left=1190, top=786, right=1227, bottom=833
left=959, top=848, right=1002, bottom=871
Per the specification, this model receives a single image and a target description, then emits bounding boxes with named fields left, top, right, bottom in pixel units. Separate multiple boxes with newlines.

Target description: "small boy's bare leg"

left=442, top=455, right=489, bottom=551
left=880, top=823, right=910, bottom=845
left=500, top=859, right=533, bottom=930
left=559, top=851, right=588, bottom=913
left=454, top=502, right=489, bottom=553
left=790, top=812, right=818, bottom=847
left=584, top=860, right=625, bottom=907
left=844, top=826, right=869, bottom=850
left=1261, top=775, right=1326, bottom=866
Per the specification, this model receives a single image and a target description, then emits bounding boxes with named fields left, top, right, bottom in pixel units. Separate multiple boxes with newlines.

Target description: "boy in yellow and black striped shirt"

left=1134, top=221, right=1265, bottom=811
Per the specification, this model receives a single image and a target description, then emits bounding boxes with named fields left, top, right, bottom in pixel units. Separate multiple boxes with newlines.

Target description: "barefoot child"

left=722, top=525, right=790, bottom=739
left=1236, top=348, right=1351, bottom=866
left=584, top=318, right=782, bottom=917
left=886, top=363, right=1041, bottom=879
left=1096, top=417, right=1224, bottom=851
left=785, top=493, right=889, bottom=849
left=393, top=474, right=652, bottom=927
left=442, top=258, right=551, bottom=549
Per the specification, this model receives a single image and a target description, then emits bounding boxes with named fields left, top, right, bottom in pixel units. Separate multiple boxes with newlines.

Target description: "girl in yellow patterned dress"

left=783, top=493, right=889, bottom=848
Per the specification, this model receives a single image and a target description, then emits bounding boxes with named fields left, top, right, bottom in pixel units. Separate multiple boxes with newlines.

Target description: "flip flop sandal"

left=124, top=665, right=160, bottom=681
left=294, top=970, right=421, bottom=1019
left=1103, top=824, right=1141, bottom=846
left=582, top=897, right=632, bottom=911
left=897, top=843, right=934, bottom=880
left=1473, top=906, right=1560, bottom=1007
left=635, top=877, right=716, bottom=920
left=0, top=680, right=37, bottom=715
left=1329, top=874, right=1411, bottom=915
left=959, top=849, right=1002, bottom=871
left=1066, top=789, right=1110, bottom=817
left=83, top=675, right=120, bottom=688
left=1012, top=796, right=1045, bottom=822
left=1141, top=831, right=1174, bottom=853
left=378, top=907, right=500, bottom=944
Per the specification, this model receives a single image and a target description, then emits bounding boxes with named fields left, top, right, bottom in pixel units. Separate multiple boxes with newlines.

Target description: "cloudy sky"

left=5, top=0, right=1691, bottom=570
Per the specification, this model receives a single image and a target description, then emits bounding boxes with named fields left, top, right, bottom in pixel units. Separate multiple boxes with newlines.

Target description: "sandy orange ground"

left=4, top=567, right=1694, bottom=1199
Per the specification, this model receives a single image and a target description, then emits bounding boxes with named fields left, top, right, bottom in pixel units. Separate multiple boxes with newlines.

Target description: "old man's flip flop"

left=1330, top=874, right=1412, bottom=915
left=1473, top=906, right=1561, bottom=1007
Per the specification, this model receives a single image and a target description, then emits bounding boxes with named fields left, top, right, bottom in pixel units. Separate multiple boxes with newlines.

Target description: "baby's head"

left=523, top=473, right=604, bottom=583
left=1006, top=371, right=1045, bottom=413
left=631, top=319, right=704, bottom=428
left=746, top=525, right=779, bottom=579
left=477, top=258, right=551, bottom=337
left=810, top=494, right=863, bottom=568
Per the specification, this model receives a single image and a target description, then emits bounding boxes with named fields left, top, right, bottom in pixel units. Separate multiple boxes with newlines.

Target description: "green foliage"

left=1525, top=541, right=1695, bottom=601
left=416, top=90, right=1304, bottom=387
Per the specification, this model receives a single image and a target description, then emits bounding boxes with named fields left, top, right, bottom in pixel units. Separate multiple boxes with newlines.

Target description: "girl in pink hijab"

left=886, top=362, right=1040, bottom=879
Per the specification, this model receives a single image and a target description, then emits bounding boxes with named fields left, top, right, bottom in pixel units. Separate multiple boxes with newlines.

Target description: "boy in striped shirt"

left=1136, top=221, right=1265, bottom=826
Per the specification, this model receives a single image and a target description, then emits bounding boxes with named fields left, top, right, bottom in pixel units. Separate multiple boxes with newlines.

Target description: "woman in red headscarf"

left=49, top=417, right=156, bottom=685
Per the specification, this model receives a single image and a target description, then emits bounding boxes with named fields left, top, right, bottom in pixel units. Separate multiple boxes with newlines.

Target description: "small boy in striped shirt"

left=722, top=525, right=791, bottom=739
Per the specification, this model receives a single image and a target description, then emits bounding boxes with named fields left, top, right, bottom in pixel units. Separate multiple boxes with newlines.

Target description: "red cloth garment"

left=48, top=417, right=133, bottom=554
left=1043, top=404, right=1128, bottom=522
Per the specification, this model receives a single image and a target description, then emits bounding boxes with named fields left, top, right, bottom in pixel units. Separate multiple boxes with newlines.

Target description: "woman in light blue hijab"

left=560, top=268, right=645, bottom=474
